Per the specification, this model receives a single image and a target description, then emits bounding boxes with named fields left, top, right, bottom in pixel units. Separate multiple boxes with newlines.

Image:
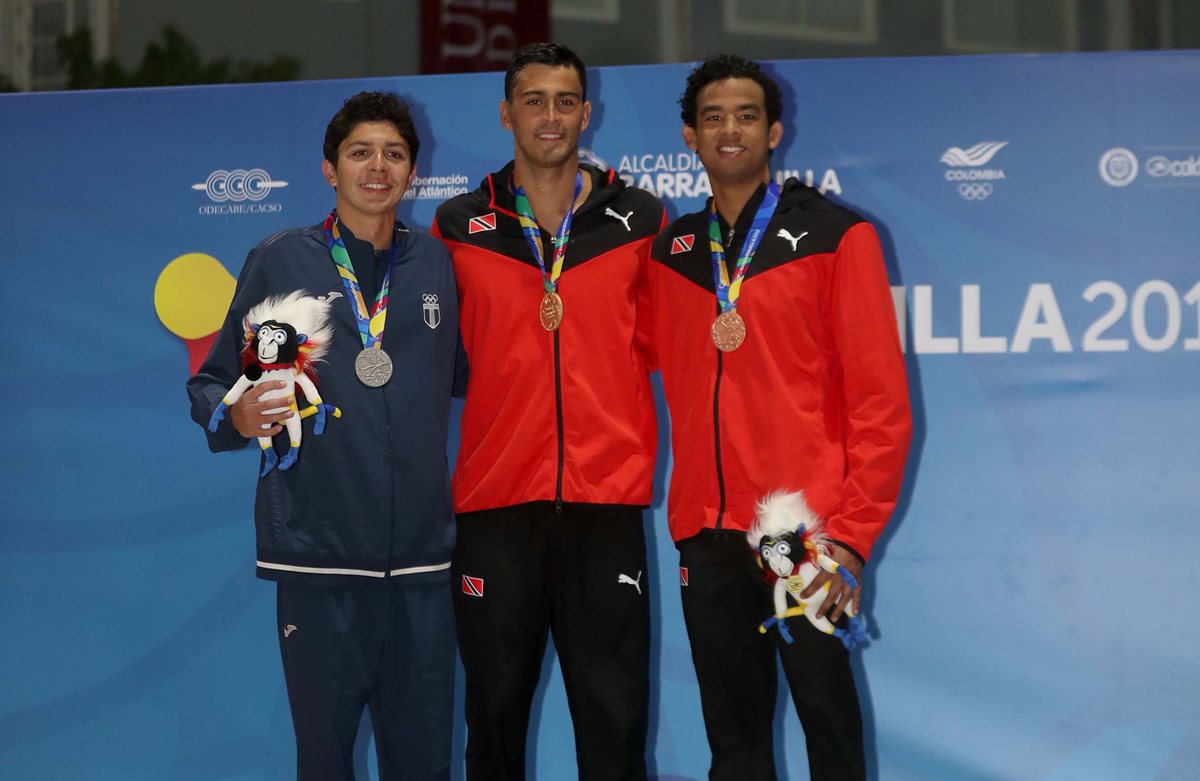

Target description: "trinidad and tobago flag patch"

left=679, top=567, right=689, bottom=586
left=468, top=213, right=497, bottom=234
left=670, top=234, right=695, bottom=255
left=461, top=575, right=485, bottom=597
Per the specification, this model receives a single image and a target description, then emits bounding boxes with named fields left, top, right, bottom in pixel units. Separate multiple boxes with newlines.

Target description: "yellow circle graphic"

left=154, top=253, right=236, bottom=339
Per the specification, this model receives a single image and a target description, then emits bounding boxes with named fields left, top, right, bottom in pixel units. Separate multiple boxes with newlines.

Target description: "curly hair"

left=504, top=42, right=588, bottom=102
left=323, top=91, right=420, bottom=165
left=679, top=54, right=783, bottom=128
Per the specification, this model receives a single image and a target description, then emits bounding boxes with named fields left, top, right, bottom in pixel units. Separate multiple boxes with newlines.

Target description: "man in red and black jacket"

left=644, top=55, right=912, bottom=780
left=431, top=43, right=664, bottom=781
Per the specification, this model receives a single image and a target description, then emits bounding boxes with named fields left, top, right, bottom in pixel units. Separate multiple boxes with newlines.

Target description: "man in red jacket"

left=644, top=55, right=912, bottom=780
left=431, top=43, right=664, bottom=780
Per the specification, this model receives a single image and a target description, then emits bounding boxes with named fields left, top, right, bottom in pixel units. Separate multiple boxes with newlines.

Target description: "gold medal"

left=711, top=310, right=746, bottom=352
left=540, top=291, right=564, bottom=331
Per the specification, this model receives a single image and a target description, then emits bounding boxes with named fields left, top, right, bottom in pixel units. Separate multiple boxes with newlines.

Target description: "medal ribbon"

left=512, top=170, right=583, bottom=294
left=322, top=212, right=396, bottom=349
left=709, top=181, right=781, bottom=313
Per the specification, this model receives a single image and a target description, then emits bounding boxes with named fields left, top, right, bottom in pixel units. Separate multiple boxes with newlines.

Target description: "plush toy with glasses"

left=746, top=490, right=868, bottom=650
left=208, top=291, right=340, bottom=475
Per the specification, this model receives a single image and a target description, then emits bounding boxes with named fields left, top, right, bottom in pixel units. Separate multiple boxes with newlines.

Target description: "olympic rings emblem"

left=194, top=169, right=287, bottom=202
left=422, top=293, right=441, bottom=329
left=958, top=183, right=993, bottom=201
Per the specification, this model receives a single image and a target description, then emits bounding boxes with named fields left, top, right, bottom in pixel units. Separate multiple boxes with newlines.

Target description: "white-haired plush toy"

left=746, top=490, right=868, bottom=650
left=208, top=291, right=341, bottom=476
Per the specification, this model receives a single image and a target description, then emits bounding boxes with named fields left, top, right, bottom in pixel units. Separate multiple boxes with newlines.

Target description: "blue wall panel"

left=1, top=50, right=1197, bottom=779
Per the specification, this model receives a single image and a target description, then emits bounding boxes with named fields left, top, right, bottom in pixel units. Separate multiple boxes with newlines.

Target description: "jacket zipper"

left=712, top=344, right=727, bottom=531
left=553, top=328, right=565, bottom=514
left=381, top=241, right=399, bottom=577
left=383, top=361, right=396, bottom=577
left=713, top=218, right=738, bottom=532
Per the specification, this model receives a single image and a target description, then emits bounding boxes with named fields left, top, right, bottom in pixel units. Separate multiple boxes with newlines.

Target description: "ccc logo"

left=958, top=183, right=993, bottom=201
left=194, top=169, right=287, bottom=202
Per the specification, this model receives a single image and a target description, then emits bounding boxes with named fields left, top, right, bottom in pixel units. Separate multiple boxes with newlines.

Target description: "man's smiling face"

left=322, top=120, right=416, bottom=222
left=501, top=63, right=591, bottom=171
left=683, top=77, right=782, bottom=187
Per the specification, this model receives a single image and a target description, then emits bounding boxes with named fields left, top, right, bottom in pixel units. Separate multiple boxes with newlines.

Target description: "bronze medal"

left=540, top=291, right=564, bottom=331
left=711, top=310, right=747, bottom=352
left=354, top=347, right=393, bottom=387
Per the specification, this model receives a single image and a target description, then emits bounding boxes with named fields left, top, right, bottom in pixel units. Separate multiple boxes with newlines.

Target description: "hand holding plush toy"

left=746, top=491, right=868, bottom=650
left=208, top=291, right=341, bottom=475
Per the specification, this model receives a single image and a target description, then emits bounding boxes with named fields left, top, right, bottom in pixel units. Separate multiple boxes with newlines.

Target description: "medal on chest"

left=711, top=310, right=747, bottom=352
left=708, top=182, right=780, bottom=352
left=354, top=346, right=393, bottom=387
left=514, top=171, right=582, bottom=332
left=539, top=291, right=564, bottom=331
left=323, top=213, right=399, bottom=386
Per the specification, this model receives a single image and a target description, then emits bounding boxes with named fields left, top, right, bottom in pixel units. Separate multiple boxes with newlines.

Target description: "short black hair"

left=323, top=91, right=420, bottom=165
left=679, top=54, right=783, bottom=128
left=504, top=42, right=588, bottom=102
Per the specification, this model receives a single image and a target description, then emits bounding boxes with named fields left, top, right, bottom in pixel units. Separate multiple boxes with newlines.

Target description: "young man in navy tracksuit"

left=188, top=92, right=466, bottom=781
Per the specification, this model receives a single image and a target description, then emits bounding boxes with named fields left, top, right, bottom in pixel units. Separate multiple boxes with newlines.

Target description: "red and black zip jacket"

left=432, top=163, right=666, bottom=514
left=645, top=180, right=911, bottom=561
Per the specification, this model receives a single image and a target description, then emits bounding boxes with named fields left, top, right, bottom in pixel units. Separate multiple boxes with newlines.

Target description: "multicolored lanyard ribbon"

left=512, top=170, right=583, bottom=294
left=322, top=212, right=395, bottom=350
left=708, top=181, right=781, bottom=313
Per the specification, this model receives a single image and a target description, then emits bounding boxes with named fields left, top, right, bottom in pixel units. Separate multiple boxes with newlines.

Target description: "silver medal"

left=355, top=348, right=393, bottom=387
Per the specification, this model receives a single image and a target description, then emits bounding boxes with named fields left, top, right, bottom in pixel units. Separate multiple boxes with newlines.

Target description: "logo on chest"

left=670, top=234, right=695, bottom=255
left=605, top=207, right=634, bottom=231
left=468, top=212, right=497, bottom=234
left=422, top=294, right=441, bottom=329
left=777, top=229, right=808, bottom=252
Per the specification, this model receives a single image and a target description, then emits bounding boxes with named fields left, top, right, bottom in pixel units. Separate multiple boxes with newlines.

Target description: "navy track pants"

left=275, top=576, right=455, bottom=780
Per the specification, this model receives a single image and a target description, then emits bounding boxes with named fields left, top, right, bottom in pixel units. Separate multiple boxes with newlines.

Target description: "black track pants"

left=678, top=530, right=865, bottom=781
left=452, top=503, right=650, bottom=781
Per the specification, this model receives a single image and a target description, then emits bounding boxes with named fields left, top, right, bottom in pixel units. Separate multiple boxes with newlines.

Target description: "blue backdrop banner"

left=1, top=50, right=1198, bottom=780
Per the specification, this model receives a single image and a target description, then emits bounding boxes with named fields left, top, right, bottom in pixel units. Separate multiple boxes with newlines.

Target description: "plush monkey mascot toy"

left=208, top=291, right=339, bottom=475
left=746, top=491, right=868, bottom=651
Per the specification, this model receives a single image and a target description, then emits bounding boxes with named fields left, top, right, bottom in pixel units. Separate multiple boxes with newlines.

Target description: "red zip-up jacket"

left=645, top=181, right=911, bottom=561
left=433, top=163, right=666, bottom=513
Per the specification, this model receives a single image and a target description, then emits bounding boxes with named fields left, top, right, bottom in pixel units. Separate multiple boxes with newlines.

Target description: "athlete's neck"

left=336, top=210, right=396, bottom=250
left=512, top=157, right=591, bottom=231
left=711, top=169, right=771, bottom=228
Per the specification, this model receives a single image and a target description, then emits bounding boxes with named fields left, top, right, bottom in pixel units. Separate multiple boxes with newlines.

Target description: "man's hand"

left=229, top=381, right=293, bottom=439
left=801, top=546, right=864, bottom=624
